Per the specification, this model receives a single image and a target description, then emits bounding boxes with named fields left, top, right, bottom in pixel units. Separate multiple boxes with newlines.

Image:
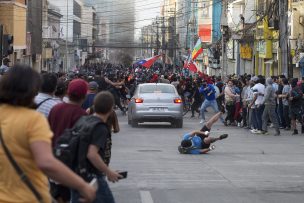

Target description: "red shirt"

left=48, top=102, right=87, bottom=147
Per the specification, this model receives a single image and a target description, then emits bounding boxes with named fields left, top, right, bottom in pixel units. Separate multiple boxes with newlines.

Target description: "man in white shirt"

left=35, top=73, right=62, bottom=117
left=249, top=76, right=265, bottom=134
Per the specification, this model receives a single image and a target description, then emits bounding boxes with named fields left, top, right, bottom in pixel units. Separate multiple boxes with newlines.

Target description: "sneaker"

left=250, top=129, right=257, bottom=133
left=285, top=127, right=291, bottom=131
left=237, top=122, right=241, bottom=127
left=190, top=115, right=195, bottom=118
left=269, top=124, right=274, bottom=128
left=292, top=129, right=298, bottom=135
left=200, top=119, right=205, bottom=124
left=261, top=131, right=269, bottom=135
left=209, top=145, right=216, bottom=151
left=256, top=130, right=262, bottom=134
left=219, top=134, right=228, bottom=140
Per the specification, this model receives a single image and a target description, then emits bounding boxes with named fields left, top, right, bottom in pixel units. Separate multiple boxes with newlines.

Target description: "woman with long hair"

left=0, top=65, right=95, bottom=203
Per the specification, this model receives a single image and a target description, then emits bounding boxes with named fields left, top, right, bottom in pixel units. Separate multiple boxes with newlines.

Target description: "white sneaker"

left=200, top=119, right=205, bottom=124
left=255, top=130, right=262, bottom=134
left=250, top=129, right=257, bottom=133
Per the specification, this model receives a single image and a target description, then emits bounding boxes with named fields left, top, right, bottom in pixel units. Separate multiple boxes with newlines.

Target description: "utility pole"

left=0, top=25, right=3, bottom=66
left=65, top=0, right=69, bottom=73
left=173, top=2, right=177, bottom=72
left=156, top=18, right=159, bottom=55
left=221, top=0, right=228, bottom=77
left=279, top=0, right=289, bottom=77
left=161, top=16, right=166, bottom=69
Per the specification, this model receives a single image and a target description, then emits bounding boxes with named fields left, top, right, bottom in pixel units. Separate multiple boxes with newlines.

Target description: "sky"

left=135, top=0, right=162, bottom=39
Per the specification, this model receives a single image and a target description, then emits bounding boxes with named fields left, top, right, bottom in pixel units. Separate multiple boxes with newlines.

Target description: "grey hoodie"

left=263, top=78, right=276, bottom=105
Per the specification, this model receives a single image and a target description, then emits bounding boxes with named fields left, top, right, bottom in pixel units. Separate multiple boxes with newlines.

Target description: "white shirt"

left=34, top=93, right=62, bottom=118
left=252, top=83, right=265, bottom=106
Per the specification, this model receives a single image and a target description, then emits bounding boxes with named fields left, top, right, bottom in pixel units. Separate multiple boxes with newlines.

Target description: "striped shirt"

left=34, top=93, right=62, bottom=118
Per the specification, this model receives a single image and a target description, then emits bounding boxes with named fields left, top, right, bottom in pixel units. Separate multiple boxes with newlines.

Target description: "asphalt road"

left=109, top=112, right=304, bottom=203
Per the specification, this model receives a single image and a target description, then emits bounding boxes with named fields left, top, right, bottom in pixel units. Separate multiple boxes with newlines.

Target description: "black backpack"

left=54, top=115, right=106, bottom=180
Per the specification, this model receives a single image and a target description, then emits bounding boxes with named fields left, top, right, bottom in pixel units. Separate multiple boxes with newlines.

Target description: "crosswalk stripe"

left=140, top=190, right=154, bottom=203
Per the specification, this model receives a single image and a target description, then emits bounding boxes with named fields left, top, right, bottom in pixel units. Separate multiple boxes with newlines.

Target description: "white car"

left=128, top=83, right=183, bottom=128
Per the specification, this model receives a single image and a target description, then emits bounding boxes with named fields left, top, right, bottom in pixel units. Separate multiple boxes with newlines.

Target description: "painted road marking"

left=140, top=190, right=154, bottom=203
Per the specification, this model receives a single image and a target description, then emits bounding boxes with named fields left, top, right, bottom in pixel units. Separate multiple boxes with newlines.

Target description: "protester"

left=261, top=78, right=280, bottom=136
left=71, top=92, right=122, bottom=203
left=249, top=76, right=265, bottom=134
left=35, top=73, right=61, bottom=117
left=178, top=130, right=228, bottom=154
left=289, top=78, right=304, bottom=135
left=0, top=65, right=95, bottom=203
left=48, top=79, right=88, bottom=202
left=199, top=80, right=222, bottom=124
left=82, top=81, right=99, bottom=110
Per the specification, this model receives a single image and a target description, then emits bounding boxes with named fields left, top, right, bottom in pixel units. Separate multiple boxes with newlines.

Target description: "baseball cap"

left=89, top=81, right=99, bottom=90
left=67, top=79, right=88, bottom=98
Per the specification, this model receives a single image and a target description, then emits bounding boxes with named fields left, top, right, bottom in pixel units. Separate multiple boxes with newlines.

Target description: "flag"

left=187, top=61, right=198, bottom=72
left=184, top=49, right=192, bottom=68
left=192, top=39, right=203, bottom=60
left=136, top=55, right=161, bottom=68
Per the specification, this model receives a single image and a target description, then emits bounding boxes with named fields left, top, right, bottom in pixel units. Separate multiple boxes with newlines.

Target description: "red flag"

left=188, top=61, right=198, bottom=72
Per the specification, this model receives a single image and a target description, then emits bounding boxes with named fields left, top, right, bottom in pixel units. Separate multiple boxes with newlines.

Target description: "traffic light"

left=3, top=34, right=13, bottom=57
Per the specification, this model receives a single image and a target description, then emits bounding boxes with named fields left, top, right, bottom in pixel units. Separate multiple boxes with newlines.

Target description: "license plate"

left=151, top=107, right=165, bottom=111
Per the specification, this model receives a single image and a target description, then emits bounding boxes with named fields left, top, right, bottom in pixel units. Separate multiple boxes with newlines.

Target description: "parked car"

left=128, top=83, right=183, bottom=128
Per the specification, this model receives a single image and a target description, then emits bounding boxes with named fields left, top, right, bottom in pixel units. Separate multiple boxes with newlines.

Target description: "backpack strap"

left=36, top=98, right=53, bottom=109
left=0, top=130, right=44, bottom=203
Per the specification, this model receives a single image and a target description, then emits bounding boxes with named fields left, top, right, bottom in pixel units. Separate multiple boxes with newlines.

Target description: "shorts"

left=200, top=125, right=211, bottom=132
left=289, top=107, right=302, bottom=121
left=201, top=140, right=210, bottom=149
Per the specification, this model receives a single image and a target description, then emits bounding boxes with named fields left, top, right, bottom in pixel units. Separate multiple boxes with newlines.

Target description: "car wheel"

left=131, top=119, right=138, bottom=128
left=174, top=119, right=183, bottom=128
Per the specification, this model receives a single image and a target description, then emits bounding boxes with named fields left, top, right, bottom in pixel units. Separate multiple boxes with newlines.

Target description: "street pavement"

left=109, top=112, right=304, bottom=203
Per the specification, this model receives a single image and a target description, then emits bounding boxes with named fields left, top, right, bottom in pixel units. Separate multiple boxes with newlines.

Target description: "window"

left=140, top=85, right=175, bottom=94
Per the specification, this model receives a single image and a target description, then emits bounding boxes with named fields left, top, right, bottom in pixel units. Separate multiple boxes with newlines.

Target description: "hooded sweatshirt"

left=263, top=78, right=276, bottom=105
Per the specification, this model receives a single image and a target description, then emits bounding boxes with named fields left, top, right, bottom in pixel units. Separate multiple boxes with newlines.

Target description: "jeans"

left=242, top=107, right=247, bottom=126
left=262, top=105, right=279, bottom=132
left=278, top=102, right=286, bottom=128
left=200, top=99, right=219, bottom=120
left=225, top=104, right=235, bottom=123
left=252, top=105, right=264, bottom=130
left=71, top=176, right=115, bottom=203
left=283, top=105, right=291, bottom=128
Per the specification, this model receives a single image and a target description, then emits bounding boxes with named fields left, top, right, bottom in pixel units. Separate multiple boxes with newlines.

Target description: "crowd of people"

left=1, top=61, right=304, bottom=202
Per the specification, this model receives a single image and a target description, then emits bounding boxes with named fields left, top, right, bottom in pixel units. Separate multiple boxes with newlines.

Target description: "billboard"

left=198, top=1, right=212, bottom=43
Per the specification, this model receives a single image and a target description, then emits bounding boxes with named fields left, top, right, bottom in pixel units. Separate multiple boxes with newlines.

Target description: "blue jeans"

left=252, top=105, right=264, bottom=130
left=71, top=176, right=115, bottom=203
left=200, top=99, right=219, bottom=120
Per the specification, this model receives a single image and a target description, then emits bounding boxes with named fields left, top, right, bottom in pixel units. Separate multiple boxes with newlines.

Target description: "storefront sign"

left=240, top=44, right=252, bottom=60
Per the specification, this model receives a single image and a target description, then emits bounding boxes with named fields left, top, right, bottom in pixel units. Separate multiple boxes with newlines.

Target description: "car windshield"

left=140, top=85, right=175, bottom=94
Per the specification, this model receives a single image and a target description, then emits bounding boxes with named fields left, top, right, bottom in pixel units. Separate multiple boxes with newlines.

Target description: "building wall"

left=0, top=2, right=27, bottom=49
left=49, top=0, right=74, bottom=42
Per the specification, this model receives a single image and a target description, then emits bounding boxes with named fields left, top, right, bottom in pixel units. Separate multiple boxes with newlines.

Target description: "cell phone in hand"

left=90, top=178, right=98, bottom=190
left=118, top=171, right=128, bottom=179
